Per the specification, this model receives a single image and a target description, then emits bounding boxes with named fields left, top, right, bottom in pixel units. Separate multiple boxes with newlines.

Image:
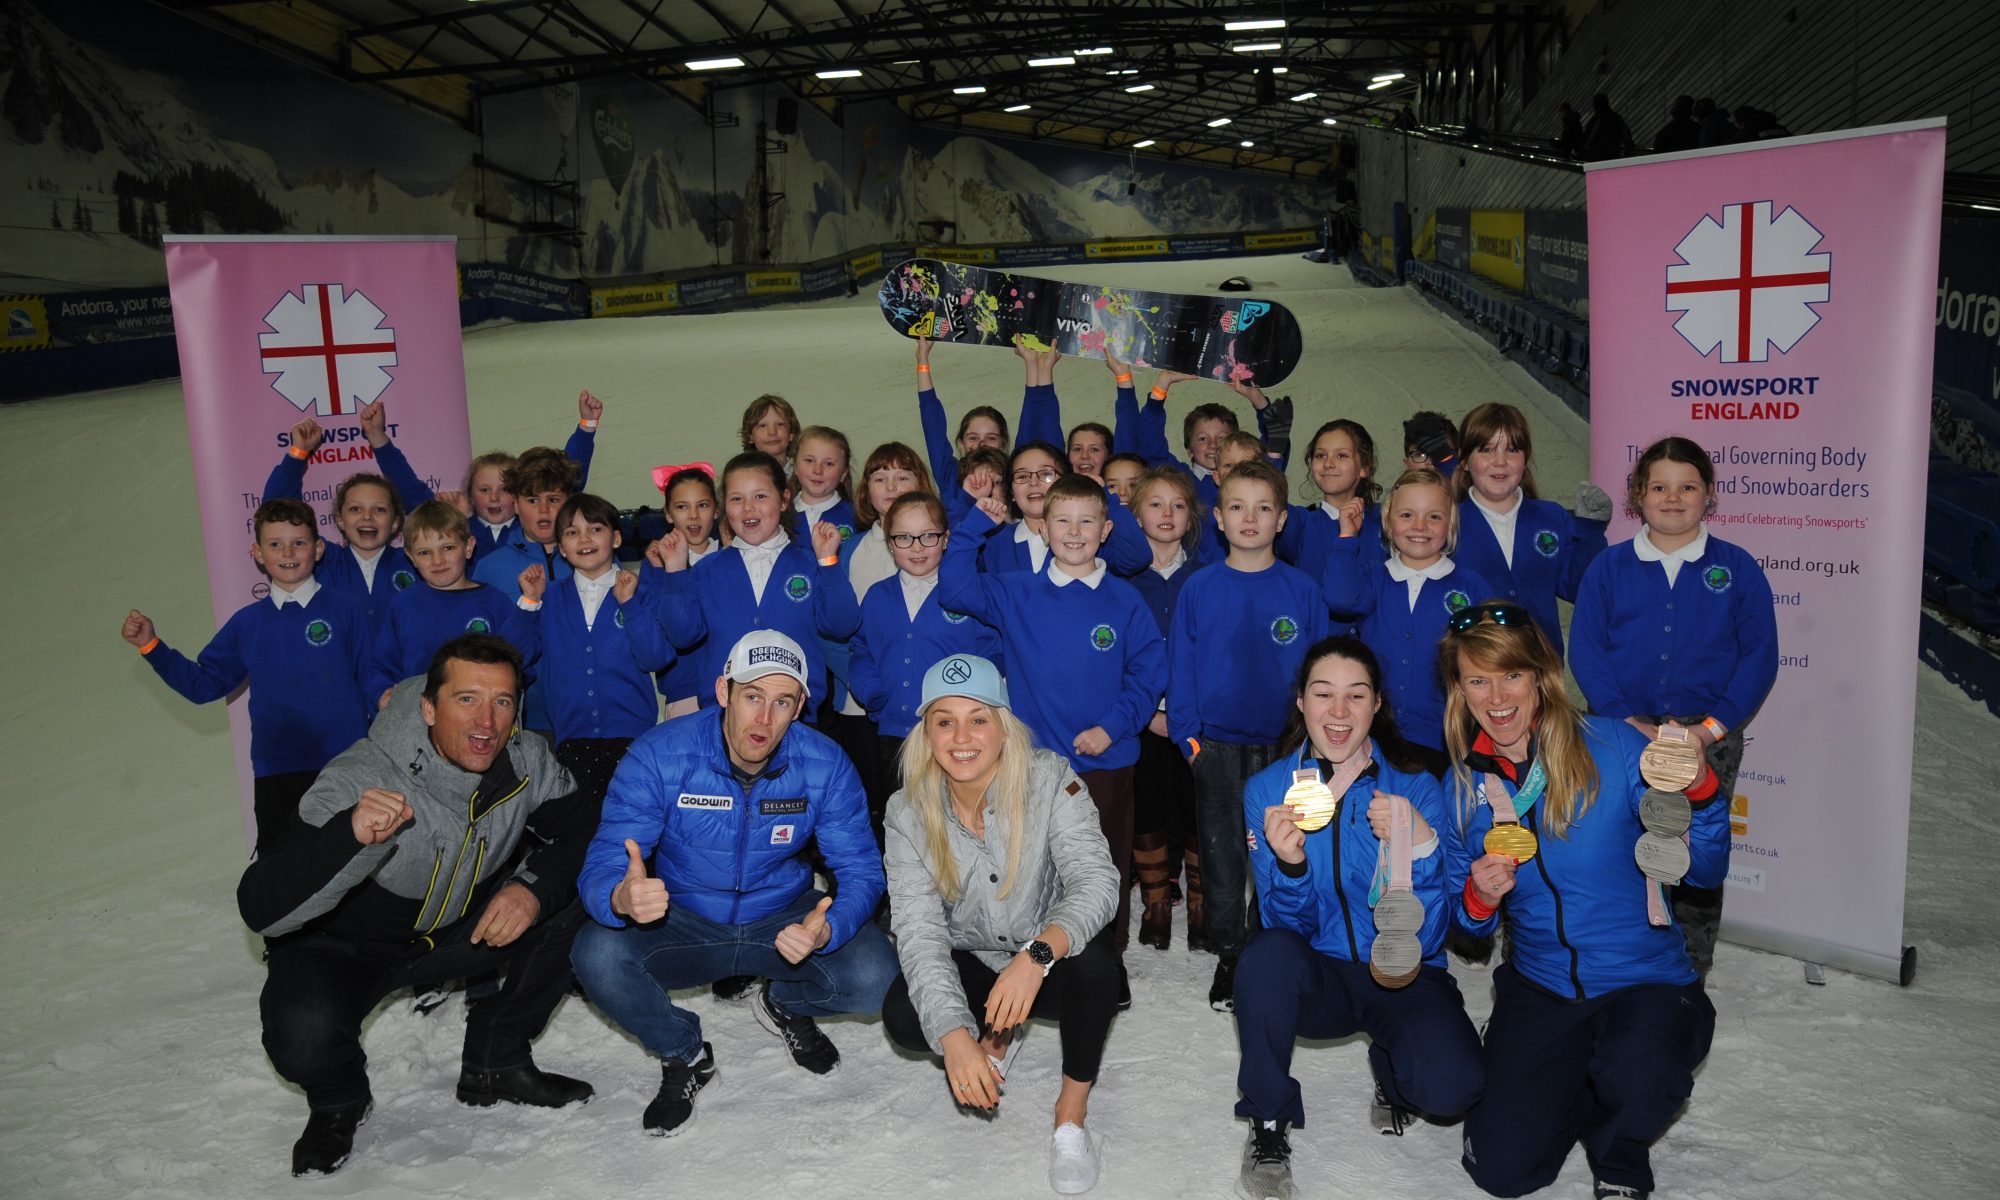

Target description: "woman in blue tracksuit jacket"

left=1231, top=636, right=1484, bottom=1195
left=1441, top=606, right=1728, bottom=1200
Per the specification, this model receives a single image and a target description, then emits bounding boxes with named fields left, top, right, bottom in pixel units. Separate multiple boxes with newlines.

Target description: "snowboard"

left=877, top=258, right=1303, bottom=387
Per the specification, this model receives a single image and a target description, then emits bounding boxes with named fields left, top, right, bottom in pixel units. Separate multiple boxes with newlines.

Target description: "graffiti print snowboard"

left=878, top=258, right=1303, bottom=386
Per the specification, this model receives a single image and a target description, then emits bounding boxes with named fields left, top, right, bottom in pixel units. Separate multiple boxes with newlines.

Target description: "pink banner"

left=163, top=236, right=472, bottom=852
left=1584, top=122, right=1945, bottom=981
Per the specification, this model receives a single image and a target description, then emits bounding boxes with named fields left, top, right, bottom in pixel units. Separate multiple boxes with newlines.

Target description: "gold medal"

left=1639, top=725, right=1703, bottom=791
left=1284, top=778, right=1339, bottom=832
left=1484, top=822, right=1539, bottom=862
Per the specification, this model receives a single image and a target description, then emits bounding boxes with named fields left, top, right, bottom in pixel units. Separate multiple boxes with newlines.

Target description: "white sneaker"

left=1049, top=1122, right=1100, bottom=1194
left=987, top=1025, right=1029, bottom=1079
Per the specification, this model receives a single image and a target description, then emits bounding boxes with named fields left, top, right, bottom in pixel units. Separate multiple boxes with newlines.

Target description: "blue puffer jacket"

left=1452, top=716, right=1729, bottom=998
left=578, top=707, right=884, bottom=952
left=1245, top=743, right=1469, bottom=969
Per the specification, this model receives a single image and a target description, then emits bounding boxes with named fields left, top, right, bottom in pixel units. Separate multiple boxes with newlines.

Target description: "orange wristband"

left=1463, top=877, right=1496, bottom=921
left=138, top=636, right=161, bottom=655
left=579, top=419, right=598, bottom=431
left=287, top=445, right=310, bottom=461
left=819, top=554, right=840, bottom=567
left=1114, top=373, right=1133, bottom=385
left=1700, top=716, right=1727, bottom=743
left=1149, top=385, right=1168, bottom=401
left=915, top=364, right=932, bottom=373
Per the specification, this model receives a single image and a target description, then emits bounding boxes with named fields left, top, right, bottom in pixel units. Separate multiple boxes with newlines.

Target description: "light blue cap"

left=918, top=654, right=1009, bottom=714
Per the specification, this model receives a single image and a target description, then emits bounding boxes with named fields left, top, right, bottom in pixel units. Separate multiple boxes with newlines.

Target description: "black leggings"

left=882, top=929, right=1121, bottom=1083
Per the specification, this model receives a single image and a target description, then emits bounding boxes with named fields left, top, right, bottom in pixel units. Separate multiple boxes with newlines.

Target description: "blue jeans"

left=570, top=889, right=899, bottom=1063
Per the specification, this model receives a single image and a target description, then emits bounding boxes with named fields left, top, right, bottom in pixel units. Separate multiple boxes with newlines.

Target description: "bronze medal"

left=1368, top=932, right=1423, bottom=988
left=1639, top=728, right=1703, bottom=792
left=1634, top=832, right=1692, bottom=882
left=1639, top=788, right=1693, bottom=837
left=1374, top=889, right=1426, bottom=935
left=1483, top=822, right=1539, bottom=863
left=1284, top=778, right=1339, bottom=832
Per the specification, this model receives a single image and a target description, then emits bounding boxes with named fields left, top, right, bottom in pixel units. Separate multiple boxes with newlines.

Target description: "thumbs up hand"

left=612, top=838, right=669, bottom=923
left=775, top=894, right=835, bottom=964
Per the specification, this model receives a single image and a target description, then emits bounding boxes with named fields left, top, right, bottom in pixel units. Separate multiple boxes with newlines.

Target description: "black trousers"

left=554, top=736, right=634, bottom=831
left=1133, top=730, right=1196, bottom=850
left=817, top=705, right=886, bottom=847
left=259, top=899, right=586, bottom=1112
left=882, top=928, right=1121, bottom=1083
left=252, top=771, right=319, bottom=857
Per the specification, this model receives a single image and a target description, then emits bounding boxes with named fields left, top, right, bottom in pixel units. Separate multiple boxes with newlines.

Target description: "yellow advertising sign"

left=745, top=271, right=801, bottom=296
left=589, top=282, right=679, bottom=318
left=1469, top=209, right=1526, bottom=290
left=0, top=295, right=49, bottom=350
left=849, top=250, right=884, bottom=276
left=1244, top=229, right=1316, bottom=250
left=1413, top=211, right=1437, bottom=262
left=917, top=245, right=997, bottom=264
left=1086, top=239, right=1170, bottom=258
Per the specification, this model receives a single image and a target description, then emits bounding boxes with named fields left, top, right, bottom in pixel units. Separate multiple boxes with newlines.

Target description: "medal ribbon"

left=1313, top=741, right=1376, bottom=807
left=1368, top=794, right=1415, bottom=908
left=1483, top=753, right=1547, bottom=827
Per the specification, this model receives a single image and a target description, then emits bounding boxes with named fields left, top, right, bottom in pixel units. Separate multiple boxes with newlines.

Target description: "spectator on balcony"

left=1581, top=93, right=1635, bottom=161
left=1651, top=95, right=1701, bottom=154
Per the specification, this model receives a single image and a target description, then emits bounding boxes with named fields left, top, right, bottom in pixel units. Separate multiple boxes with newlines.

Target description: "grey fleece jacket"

left=882, top=746, right=1117, bottom=1052
left=238, top=676, right=580, bottom=943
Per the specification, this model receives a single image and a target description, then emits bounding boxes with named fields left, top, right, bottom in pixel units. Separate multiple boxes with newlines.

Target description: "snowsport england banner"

left=163, top=236, right=472, bottom=853
left=1583, top=120, right=1945, bottom=983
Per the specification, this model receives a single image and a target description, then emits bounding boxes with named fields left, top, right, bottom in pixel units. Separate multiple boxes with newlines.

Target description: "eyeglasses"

left=888, top=531, right=945, bottom=548
left=1447, top=602, right=1534, bottom=633
left=1404, top=447, right=1431, bottom=463
left=1011, top=468, right=1061, bottom=486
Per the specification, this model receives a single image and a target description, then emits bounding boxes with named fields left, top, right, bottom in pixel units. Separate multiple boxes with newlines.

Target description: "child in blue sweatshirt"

left=940, top=474, right=1167, bottom=973
left=645, top=451, right=861, bottom=723
left=122, top=499, right=372, bottom=853
left=1568, top=435, right=1778, bottom=978
left=652, top=466, right=720, bottom=719
left=459, top=388, right=602, bottom=558
left=848, top=491, right=1004, bottom=837
left=979, top=442, right=1153, bottom=576
left=1136, top=370, right=1294, bottom=560
left=914, top=335, right=1063, bottom=500
left=1321, top=468, right=1495, bottom=761
left=1128, top=466, right=1210, bottom=952
left=532, top=493, right=676, bottom=823
left=1275, top=420, right=1388, bottom=607
left=366, top=501, right=541, bottom=706
left=472, top=447, right=579, bottom=734
left=265, top=409, right=422, bottom=627
left=1168, top=461, right=1334, bottom=1005
left=791, top=425, right=860, bottom=541
left=1449, top=403, right=1610, bottom=657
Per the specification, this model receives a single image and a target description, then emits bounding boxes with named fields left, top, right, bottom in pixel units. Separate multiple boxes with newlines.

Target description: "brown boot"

left=1184, top=849, right=1208, bottom=953
left=1133, top=833, right=1173, bottom=951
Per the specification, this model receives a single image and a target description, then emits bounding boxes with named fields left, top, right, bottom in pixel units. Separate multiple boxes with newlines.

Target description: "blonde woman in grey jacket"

left=880, top=654, right=1121, bottom=1195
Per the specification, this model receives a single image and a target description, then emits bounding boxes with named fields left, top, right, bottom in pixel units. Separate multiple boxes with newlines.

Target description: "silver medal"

left=1373, top=890, right=1427, bottom=936
left=1639, top=788, right=1693, bottom=837
left=1634, top=832, right=1692, bottom=883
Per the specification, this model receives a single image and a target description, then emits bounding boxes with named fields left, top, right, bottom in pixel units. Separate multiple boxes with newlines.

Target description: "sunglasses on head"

left=1447, top=602, right=1534, bottom=633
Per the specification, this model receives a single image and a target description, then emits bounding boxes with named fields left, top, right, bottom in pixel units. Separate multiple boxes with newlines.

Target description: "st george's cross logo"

left=258, top=283, right=400, bottom=415
left=1665, top=201, right=1830, bottom=363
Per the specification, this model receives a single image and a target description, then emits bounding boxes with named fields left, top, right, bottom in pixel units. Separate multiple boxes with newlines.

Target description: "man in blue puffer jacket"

left=571, top=630, right=896, bottom=1137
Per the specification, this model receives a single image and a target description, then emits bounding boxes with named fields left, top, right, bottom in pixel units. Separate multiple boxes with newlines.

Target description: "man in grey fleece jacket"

left=237, top=634, right=595, bottom=1177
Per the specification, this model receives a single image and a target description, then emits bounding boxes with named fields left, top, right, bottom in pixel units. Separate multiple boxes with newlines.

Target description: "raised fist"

left=122, top=610, right=156, bottom=649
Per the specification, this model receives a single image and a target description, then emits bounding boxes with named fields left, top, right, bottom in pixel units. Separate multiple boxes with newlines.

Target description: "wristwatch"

left=1022, top=939, right=1055, bottom=977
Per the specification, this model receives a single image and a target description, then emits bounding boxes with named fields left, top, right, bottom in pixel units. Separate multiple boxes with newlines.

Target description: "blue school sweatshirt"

left=264, top=454, right=421, bottom=626
left=1133, top=391, right=1293, bottom=559
left=939, top=505, right=1167, bottom=773
left=1129, top=552, right=1208, bottom=640
left=143, top=588, right=372, bottom=777
left=537, top=572, right=675, bottom=743
left=366, top=583, right=540, bottom=701
left=644, top=537, right=861, bottom=722
left=1568, top=534, right=1778, bottom=730
left=919, top=383, right=1062, bottom=499
left=849, top=574, right=1007, bottom=739
left=975, top=490, right=1152, bottom=578
left=1276, top=502, right=1386, bottom=635
left=1167, top=560, right=1332, bottom=749
left=1452, top=495, right=1608, bottom=656
left=1322, top=540, right=1494, bottom=752
left=462, top=425, right=598, bottom=557
left=469, top=533, right=570, bottom=730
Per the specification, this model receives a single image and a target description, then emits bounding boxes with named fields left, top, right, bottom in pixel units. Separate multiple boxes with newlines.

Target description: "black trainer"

left=1209, top=956, right=1238, bottom=1012
left=1236, top=1119, right=1294, bottom=1200
left=711, top=974, right=759, bottom=1001
left=754, top=982, right=840, bottom=1074
left=1369, top=1083, right=1414, bottom=1135
left=1593, top=1183, right=1649, bottom=1200
left=456, top=1063, right=594, bottom=1108
left=643, top=1042, right=716, bottom=1136
left=290, top=1100, right=371, bottom=1177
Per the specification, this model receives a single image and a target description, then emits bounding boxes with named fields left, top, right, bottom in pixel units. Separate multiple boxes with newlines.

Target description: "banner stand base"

left=1722, top=920, right=1916, bottom=986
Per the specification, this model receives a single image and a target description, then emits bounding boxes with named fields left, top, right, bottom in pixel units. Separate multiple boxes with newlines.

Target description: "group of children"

left=125, top=341, right=1778, bottom=1194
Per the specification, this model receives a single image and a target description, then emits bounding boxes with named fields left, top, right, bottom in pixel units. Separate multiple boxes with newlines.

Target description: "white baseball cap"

left=725, top=629, right=811, bottom=699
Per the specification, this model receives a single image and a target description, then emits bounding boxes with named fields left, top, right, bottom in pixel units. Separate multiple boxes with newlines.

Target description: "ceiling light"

left=1206, top=117, right=1232, bottom=127
left=952, top=85, right=987, bottom=95
left=1075, top=47, right=1114, bottom=56
left=1367, top=79, right=1395, bottom=90
left=1240, top=140, right=1255, bottom=148
left=686, top=57, right=745, bottom=71
left=1322, top=117, right=1338, bottom=125
left=1028, top=56, right=1075, bottom=67
left=815, top=69, right=862, bottom=79
left=1125, top=83, right=1154, bottom=93
left=1225, top=18, right=1286, bottom=31
left=893, top=59, right=919, bottom=65
left=1371, top=72, right=1406, bottom=82
left=1290, top=91, right=1317, bottom=102
left=1132, top=139, right=1156, bottom=148
left=1233, top=42, right=1282, bottom=53
left=1005, top=103, right=1032, bottom=112
left=1272, top=67, right=1288, bottom=74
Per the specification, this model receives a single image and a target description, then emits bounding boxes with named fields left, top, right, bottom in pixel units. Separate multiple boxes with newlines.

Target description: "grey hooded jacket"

left=237, top=677, right=585, bottom=946
left=883, top=746, right=1117, bottom=1052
